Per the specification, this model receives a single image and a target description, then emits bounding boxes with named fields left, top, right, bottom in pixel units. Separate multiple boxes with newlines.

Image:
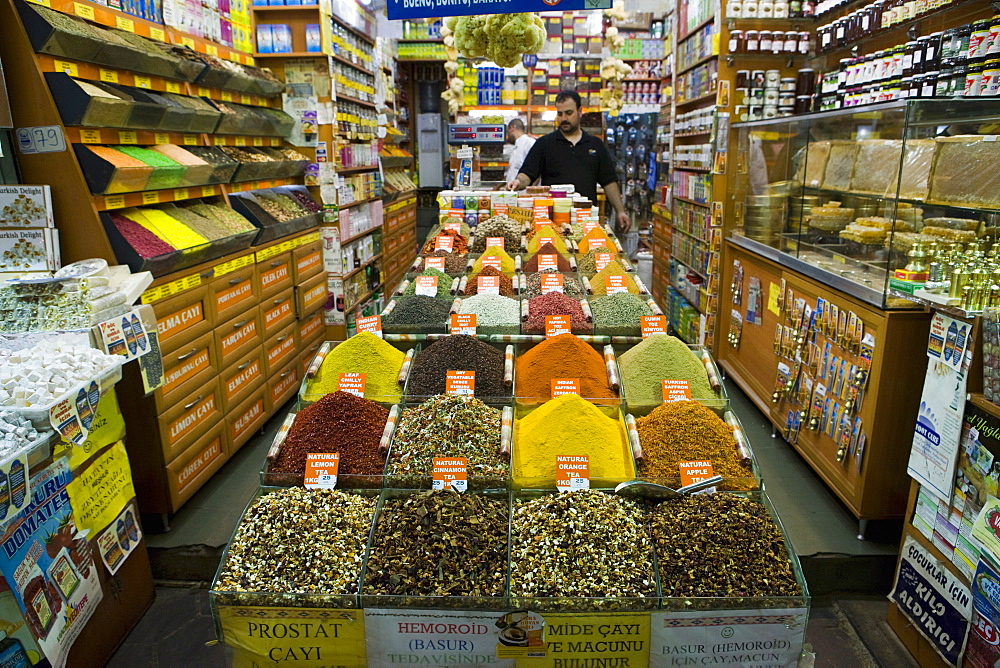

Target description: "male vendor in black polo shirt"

left=505, top=90, right=631, bottom=232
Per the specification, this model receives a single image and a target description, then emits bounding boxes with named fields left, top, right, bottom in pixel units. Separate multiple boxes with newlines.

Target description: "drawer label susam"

left=232, top=398, right=265, bottom=442
left=168, top=394, right=218, bottom=445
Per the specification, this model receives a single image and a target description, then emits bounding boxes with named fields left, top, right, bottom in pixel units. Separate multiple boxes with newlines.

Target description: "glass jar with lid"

left=728, top=30, right=746, bottom=54
left=760, top=31, right=774, bottom=52
left=774, top=0, right=789, bottom=16
left=798, top=31, right=811, bottom=54
left=743, top=0, right=760, bottom=16
left=925, top=32, right=943, bottom=70
left=746, top=30, right=760, bottom=52
left=902, top=41, right=918, bottom=76
left=970, top=19, right=991, bottom=60
left=785, top=31, right=799, bottom=52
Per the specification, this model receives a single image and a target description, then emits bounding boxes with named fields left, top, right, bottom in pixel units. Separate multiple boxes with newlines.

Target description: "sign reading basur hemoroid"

left=890, top=535, right=971, bottom=666
left=388, top=0, right=610, bottom=20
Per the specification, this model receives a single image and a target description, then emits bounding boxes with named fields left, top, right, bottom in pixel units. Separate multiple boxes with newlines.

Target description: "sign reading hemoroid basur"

left=890, top=535, right=972, bottom=666
left=387, top=0, right=610, bottom=20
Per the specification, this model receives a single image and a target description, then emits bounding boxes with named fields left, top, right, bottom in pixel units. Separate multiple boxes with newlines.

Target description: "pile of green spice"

left=114, top=146, right=185, bottom=190
left=592, top=293, right=652, bottom=336
left=618, top=334, right=722, bottom=408
left=303, top=331, right=406, bottom=403
left=521, top=272, right=585, bottom=298
left=186, top=202, right=255, bottom=235
left=456, top=294, right=520, bottom=334
left=403, top=267, right=453, bottom=298
left=576, top=246, right=614, bottom=276
left=406, top=335, right=506, bottom=399
left=383, top=296, right=451, bottom=334
left=387, top=395, right=506, bottom=486
left=363, top=491, right=508, bottom=598
left=650, top=494, right=801, bottom=598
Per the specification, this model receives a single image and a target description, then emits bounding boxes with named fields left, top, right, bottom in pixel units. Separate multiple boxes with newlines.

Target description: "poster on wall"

left=889, top=535, right=971, bottom=666
left=0, top=460, right=103, bottom=668
left=966, top=557, right=1000, bottom=667
left=907, top=312, right=975, bottom=503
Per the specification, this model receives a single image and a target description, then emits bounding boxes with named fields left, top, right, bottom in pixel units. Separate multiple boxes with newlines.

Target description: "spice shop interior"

left=0, top=0, right=996, bottom=664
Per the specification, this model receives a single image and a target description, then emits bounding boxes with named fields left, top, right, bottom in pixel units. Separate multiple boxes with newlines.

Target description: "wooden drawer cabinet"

left=260, top=288, right=295, bottom=340
left=220, top=349, right=265, bottom=412
left=296, top=272, right=327, bottom=319
left=153, top=285, right=212, bottom=355
left=257, top=252, right=293, bottom=301
left=215, top=311, right=262, bottom=371
left=158, top=377, right=222, bottom=464
left=211, top=265, right=258, bottom=325
left=226, top=387, right=267, bottom=455
left=263, top=322, right=299, bottom=375
left=267, top=359, right=300, bottom=412
left=292, top=241, right=323, bottom=283
left=154, top=330, right=216, bottom=411
left=166, top=422, right=226, bottom=510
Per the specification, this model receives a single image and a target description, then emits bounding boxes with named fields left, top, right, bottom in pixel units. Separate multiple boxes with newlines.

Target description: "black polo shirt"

left=517, top=130, right=618, bottom=204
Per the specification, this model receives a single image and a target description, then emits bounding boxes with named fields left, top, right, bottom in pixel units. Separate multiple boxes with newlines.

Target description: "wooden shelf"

left=254, top=51, right=325, bottom=58
left=676, top=53, right=718, bottom=76
left=338, top=165, right=379, bottom=174
left=336, top=92, right=377, bottom=109
left=66, top=127, right=201, bottom=146
left=227, top=177, right=302, bottom=192
left=252, top=4, right=320, bottom=10
left=397, top=38, right=444, bottom=43
left=346, top=282, right=383, bottom=313
left=675, top=130, right=712, bottom=138
left=332, top=14, right=375, bottom=46
left=339, top=226, right=380, bottom=246
left=675, top=91, right=717, bottom=107
left=343, top=253, right=382, bottom=280
left=674, top=196, right=711, bottom=207
left=332, top=53, right=375, bottom=77
left=674, top=165, right=712, bottom=173
left=208, top=135, right=284, bottom=147
left=97, top=184, right=225, bottom=210
left=679, top=15, right=715, bottom=42
left=969, top=393, right=1000, bottom=421
left=339, top=195, right=379, bottom=209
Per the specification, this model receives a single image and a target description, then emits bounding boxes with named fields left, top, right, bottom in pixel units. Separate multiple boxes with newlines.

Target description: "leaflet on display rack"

left=388, top=0, right=611, bottom=20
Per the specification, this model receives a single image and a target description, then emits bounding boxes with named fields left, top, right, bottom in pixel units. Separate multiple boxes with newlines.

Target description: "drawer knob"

left=233, top=319, right=249, bottom=329
left=183, top=395, right=203, bottom=410
left=176, top=347, right=198, bottom=361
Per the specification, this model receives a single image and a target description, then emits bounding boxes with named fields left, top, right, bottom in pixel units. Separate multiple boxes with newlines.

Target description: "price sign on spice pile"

left=583, top=221, right=599, bottom=235
left=432, top=457, right=468, bottom=492
left=337, top=373, right=366, bottom=397
left=486, top=237, right=505, bottom=249
left=444, top=221, right=462, bottom=233
left=556, top=456, right=590, bottom=491
left=605, top=275, right=630, bottom=294
left=415, top=276, right=438, bottom=296
left=357, top=315, right=383, bottom=338
left=663, top=380, right=692, bottom=402
left=545, top=315, right=572, bottom=337
left=304, top=453, right=339, bottom=489
left=434, top=236, right=454, bottom=252
left=589, top=238, right=610, bottom=252
left=445, top=370, right=475, bottom=395
left=540, top=274, right=564, bottom=294
left=478, top=276, right=501, bottom=295
left=537, top=254, right=559, bottom=271
left=679, top=461, right=716, bottom=493
left=641, top=315, right=667, bottom=338
left=451, top=314, right=476, bottom=336
left=480, top=256, right=503, bottom=270
left=425, top=257, right=446, bottom=271
left=595, top=253, right=614, bottom=271
left=537, top=235, right=556, bottom=247
left=551, top=378, right=580, bottom=398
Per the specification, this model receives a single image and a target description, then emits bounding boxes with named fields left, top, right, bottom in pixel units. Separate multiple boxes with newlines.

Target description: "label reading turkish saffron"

left=424, top=256, right=446, bottom=271
left=451, top=314, right=476, bottom=336
left=357, top=315, right=383, bottom=338
left=477, top=276, right=500, bottom=295
left=545, top=315, right=572, bottom=337
left=415, top=276, right=438, bottom=297
left=679, top=460, right=715, bottom=492
left=336, top=373, right=366, bottom=397
left=641, top=315, right=667, bottom=338
left=537, top=254, right=559, bottom=271
left=662, top=379, right=692, bottom=402
left=556, top=456, right=589, bottom=491
left=486, top=237, right=505, bottom=250
left=445, top=370, right=475, bottom=396
left=540, top=274, right=564, bottom=294
left=304, top=453, right=339, bottom=488
left=432, top=457, right=468, bottom=492
left=604, top=275, right=630, bottom=294
left=595, top=253, right=614, bottom=271
left=551, top=378, right=580, bottom=398
left=434, top=235, right=454, bottom=253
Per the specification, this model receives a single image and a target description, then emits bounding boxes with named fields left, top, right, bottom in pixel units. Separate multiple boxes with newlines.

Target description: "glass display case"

left=731, top=99, right=1000, bottom=311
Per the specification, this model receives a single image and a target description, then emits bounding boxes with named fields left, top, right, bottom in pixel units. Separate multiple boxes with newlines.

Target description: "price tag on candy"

left=540, top=274, right=564, bottom=294
left=662, top=380, right=692, bottom=402
left=477, top=276, right=500, bottom=295
left=537, top=254, right=559, bottom=271
left=545, top=315, right=572, bottom=337
left=595, top=253, right=614, bottom=271
left=451, top=313, right=476, bottom=336
left=679, top=460, right=716, bottom=492
left=445, top=370, right=475, bottom=395
left=556, top=456, right=590, bottom=491
left=432, top=457, right=468, bottom=492
left=304, top=453, right=339, bottom=488
left=357, top=315, right=383, bottom=338
left=641, top=315, right=667, bottom=338
left=486, top=237, right=505, bottom=249
left=415, top=276, right=438, bottom=296
left=604, top=275, right=629, bottom=294
left=337, top=373, right=366, bottom=397
left=424, top=257, right=446, bottom=271
left=550, top=378, right=580, bottom=398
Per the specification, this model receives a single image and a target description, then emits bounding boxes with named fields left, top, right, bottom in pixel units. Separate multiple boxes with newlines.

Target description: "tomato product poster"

left=0, top=459, right=103, bottom=668
left=967, top=557, right=1000, bottom=667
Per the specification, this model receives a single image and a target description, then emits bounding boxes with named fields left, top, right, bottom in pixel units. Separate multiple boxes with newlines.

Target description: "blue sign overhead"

left=388, top=0, right=610, bottom=20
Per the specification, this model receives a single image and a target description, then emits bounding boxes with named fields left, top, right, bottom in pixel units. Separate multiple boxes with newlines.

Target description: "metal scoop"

left=614, top=475, right=725, bottom=500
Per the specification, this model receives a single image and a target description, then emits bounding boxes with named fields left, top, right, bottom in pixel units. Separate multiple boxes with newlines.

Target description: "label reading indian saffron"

left=550, top=378, right=580, bottom=398
left=432, top=457, right=468, bottom=492
left=304, top=453, right=339, bottom=488
left=337, top=373, right=366, bottom=397
left=556, top=456, right=589, bottom=491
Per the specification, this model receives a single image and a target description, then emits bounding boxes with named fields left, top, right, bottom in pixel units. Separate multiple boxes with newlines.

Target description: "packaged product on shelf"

left=618, top=334, right=725, bottom=411
left=455, top=294, right=520, bottom=335
left=650, top=494, right=802, bottom=598
left=591, top=292, right=653, bottom=336
left=515, top=333, right=615, bottom=404
left=510, top=490, right=655, bottom=609
left=471, top=246, right=516, bottom=276
left=520, top=272, right=585, bottom=298
left=382, top=296, right=451, bottom=334
left=265, top=391, right=388, bottom=486
left=464, top=266, right=515, bottom=297
left=522, top=293, right=592, bottom=334
left=386, top=395, right=507, bottom=488
left=0, top=186, right=53, bottom=228
left=301, top=332, right=406, bottom=404
left=0, top=228, right=60, bottom=272
left=471, top=215, right=522, bottom=253
left=405, top=335, right=507, bottom=400
left=402, top=267, right=453, bottom=298
left=213, top=487, right=377, bottom=601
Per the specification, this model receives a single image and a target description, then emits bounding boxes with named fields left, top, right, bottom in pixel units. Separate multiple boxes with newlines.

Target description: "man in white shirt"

left=504, top=119, right=536, bottom=184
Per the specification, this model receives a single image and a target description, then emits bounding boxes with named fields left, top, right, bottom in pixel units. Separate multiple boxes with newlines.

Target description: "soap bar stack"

left=0, top=411, right=41, bottom=459
left=0, top=339, right=120, bottom=407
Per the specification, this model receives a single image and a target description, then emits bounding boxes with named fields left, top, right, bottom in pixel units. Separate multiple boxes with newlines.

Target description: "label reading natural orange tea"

left=304, top=453, right=339, bottom=488
left=415, top=276, right=438, bottom=296
left=432, top=457, right=468, bottom=492
left=425, top=256, right=446, bottom=271
left=477, top=276, right=500, bottom=295
left=451, top=314, right=476, bottom=336
left=486, top=237, right=505, bottom=249
left=556, top=456, right=589, bottom=491
left=537, top=254, right=559, bottom=271
left=337, top=373, right=366, bottom=397
left=641, top=315, right=667, bottom=338
left=545, top=315, right=572, bottom=337
left=540, top=274, right=564, bottom=294
left=662, top=380, right=692, bottom=402
left=434, top=236, right=454, bottom=253
left=604, top=275, right=629, bottom=294
left=595, top=253, right=614, bottom=271
left=550, top=378, right=580, bottom=398
left=357, top=315, right=383, bottom=338
left=445, top=370, right=475, bottom=396
left=679, top=460, right=715, bottom=489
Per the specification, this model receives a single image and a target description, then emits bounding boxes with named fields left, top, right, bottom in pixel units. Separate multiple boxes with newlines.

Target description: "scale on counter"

left=447, top=124, right=507, bottom=186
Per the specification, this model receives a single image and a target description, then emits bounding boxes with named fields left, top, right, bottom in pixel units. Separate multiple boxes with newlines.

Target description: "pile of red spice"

left=524, top=293, right=592, bottom=334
